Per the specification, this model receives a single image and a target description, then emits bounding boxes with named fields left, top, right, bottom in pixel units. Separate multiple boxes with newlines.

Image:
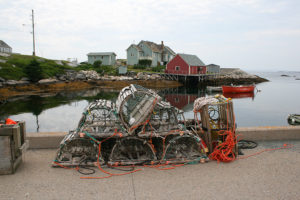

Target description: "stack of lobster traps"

left=54, top=85, right=208, bottom=168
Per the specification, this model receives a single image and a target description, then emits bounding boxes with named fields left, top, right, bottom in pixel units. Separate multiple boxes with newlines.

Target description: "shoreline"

left=0, top=79, right=182, bottom=100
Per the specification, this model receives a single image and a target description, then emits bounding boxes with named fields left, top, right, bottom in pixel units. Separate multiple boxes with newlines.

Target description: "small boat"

left=223, top=92, right=254, bottom=99
left=287, top=114, right=300, bottom=125
left=222, top=85, right=255, bottom=93
left=206, top=86, right=222, bottom=92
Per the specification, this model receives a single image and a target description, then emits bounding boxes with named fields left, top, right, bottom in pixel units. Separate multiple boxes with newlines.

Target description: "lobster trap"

left=54, top=85, right=208, bottom=168
left=194, top=96, right=237, bottom=156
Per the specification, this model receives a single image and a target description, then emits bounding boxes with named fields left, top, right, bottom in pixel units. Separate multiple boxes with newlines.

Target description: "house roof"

left=87, top=52, right=116, bottom=56
left=0, top=40, right=11, bottom=48
left=127, top=40, right=176, bottom=55
left=164, top=46, right=176, bottom=55
left=206, top=64, right=220, bottom=67
left=178, top=53, right=205, bottom=66
left=142, top=41, right=162, bottom=53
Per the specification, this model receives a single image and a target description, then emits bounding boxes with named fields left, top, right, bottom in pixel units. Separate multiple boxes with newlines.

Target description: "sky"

left=0, top=0, right=300, bottom=71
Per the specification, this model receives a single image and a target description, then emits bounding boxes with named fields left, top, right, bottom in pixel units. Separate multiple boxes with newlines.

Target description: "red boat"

left=223, top=92, right=254, bottom=99
left=222, top=85, right=255, bottom=93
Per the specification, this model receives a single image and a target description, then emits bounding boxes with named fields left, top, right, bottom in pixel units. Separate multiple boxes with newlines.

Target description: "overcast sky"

left=1, top=0, right=300, bottom=71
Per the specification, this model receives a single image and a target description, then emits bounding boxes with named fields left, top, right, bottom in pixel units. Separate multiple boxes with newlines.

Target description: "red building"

left=165, top=53, right=206, bottom=75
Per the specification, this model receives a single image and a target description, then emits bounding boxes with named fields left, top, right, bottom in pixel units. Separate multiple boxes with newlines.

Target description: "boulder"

left=38, top=78, right=59, bottom=84
left=5, top=80, right=19, bottom=85
left=0, top=77, right=5, bottom=82
left=55, top=60, right=63, bottom=65
left=65, top=70, right=77, bottom=81
left=0, top=59, right=6, bottom=63
left=75, top=73, right=86, bottom=80
left=20, top=77, right=30, bottom=81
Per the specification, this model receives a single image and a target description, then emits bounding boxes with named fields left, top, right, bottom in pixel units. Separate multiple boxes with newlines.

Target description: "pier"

left=159, top=73, right=220, bottom=84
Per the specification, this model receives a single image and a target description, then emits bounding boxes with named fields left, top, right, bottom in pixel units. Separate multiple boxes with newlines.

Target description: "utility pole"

left=31, top=9, right=36, bottom=56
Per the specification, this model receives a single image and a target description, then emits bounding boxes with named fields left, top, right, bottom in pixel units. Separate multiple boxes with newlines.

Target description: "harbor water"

left=0, top=71, right=299, bottom=133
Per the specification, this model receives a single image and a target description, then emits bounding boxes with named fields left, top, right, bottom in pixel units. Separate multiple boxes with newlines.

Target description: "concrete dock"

left=1, top=126, right=300, bottom=200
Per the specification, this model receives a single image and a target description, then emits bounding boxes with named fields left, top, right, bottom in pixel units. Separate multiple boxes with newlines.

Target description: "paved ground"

left=1, top=140, right=300, bottom=200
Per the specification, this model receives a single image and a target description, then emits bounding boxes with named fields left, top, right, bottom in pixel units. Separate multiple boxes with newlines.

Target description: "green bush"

left=138, top=59, right=152, bottom=67
left=93, top=60, right=102, bottom=68
left=24, top=59, right=43, bottom=82
left=152, top=65, right=166, bottom=72
left=133, top=65, right=147, bottom=70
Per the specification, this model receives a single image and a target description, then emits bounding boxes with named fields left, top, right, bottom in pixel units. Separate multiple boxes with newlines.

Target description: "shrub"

left=138, top=59, right=152, bottom=67
left=133, top=65, right=147, bottom=70
left=93, top=60, right=102, bottom=68
left=152, top=65, right=166, bottom=72
left=24, top=59, right=43, bottom=82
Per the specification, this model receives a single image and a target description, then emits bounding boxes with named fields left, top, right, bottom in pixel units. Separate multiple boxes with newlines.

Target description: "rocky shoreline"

left=0, top=68, right=268, bottom=99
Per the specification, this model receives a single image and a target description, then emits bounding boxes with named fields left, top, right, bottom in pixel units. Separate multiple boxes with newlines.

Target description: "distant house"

left=0, top=40, right=12, bottom=53
left=165, top=53, right=206, bottom=75
left=206, top=64, right=220, bottom=74
left=87, top=52, right=116, bottom=66
left=126, top=40, right=176, bottom=67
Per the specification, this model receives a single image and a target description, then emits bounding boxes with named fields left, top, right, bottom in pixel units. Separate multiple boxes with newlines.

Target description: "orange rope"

left=238, top=143, right=293, bottom=160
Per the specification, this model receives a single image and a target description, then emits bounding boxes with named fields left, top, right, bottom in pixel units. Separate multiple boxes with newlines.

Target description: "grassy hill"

left=0, top=53, right=118, bottom=81
left=0, top=53, right=75, bottom=80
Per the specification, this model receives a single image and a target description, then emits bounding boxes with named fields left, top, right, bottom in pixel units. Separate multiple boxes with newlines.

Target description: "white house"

left=0, top=40, right=12, bottom=53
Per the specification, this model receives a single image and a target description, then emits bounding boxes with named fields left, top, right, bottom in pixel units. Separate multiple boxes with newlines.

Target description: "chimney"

left=161, top=41, right=165, bottom=63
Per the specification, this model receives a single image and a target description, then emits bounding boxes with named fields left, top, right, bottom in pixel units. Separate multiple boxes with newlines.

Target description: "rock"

left=5, top=80, right=18, bottom=85
left=38, top=78, right=59, bottom=84
left=0, top=77, right=5, bottom=82
left=57, top=74, right=67, bottom=81
left=55, top=60, right=63, bottom=65
left=75, top=72, right=86, bottom=80
left=0, top=52, right=10, bottom=57
left=79, top=70, right=101, bottom=80
left=0, top=82, right=2, bottom=87
left=0, top=59, right=6, bottom=63
left=65, top=70, right=77, bottom=81
left=220, top=68, right=257, bottom=79
left=20, top=77, right=30, bottom=81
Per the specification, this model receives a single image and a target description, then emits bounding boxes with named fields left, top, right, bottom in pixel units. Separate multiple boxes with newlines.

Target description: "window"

left=175, top=66, right=180, bottom=71
left=101, top=56, right=104, bottom=59
left=175, top=97, right=179, bottom=103
left=131, top=53, right=134, bottom=56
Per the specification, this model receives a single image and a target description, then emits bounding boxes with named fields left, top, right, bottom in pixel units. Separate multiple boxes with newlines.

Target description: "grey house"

left=126, top=40, right=176, bottom=67
left=0, top=40, right=12, bottom=53
left=206, top=64, right=220, bottom=74
left=87, top=52, right=116, bottom=66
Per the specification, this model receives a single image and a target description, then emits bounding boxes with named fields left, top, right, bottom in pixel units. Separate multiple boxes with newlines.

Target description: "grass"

left=127, top=65, right=166, bottom=74
left=0, top=54, right=119, bottom=81
left=0, top=54, right=75, bottom=80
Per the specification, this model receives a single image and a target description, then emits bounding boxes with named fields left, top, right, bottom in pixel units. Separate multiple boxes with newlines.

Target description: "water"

left=1, top=71, right=299, bottom=132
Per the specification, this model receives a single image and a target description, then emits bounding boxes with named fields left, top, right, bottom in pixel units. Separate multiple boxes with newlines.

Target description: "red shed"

left=165, top=53, right=206, bottom=75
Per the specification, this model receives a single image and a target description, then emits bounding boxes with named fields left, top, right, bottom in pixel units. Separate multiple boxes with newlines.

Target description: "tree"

left=25, top=59, right=43, bottom=82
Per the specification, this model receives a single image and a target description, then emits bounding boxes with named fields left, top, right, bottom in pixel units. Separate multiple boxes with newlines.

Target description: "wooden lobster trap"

left=195, top=97, right=237, bottom=155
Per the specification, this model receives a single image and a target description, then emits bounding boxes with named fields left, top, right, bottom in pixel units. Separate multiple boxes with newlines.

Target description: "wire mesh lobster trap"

left=54, top=84, right=207, bottom=167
